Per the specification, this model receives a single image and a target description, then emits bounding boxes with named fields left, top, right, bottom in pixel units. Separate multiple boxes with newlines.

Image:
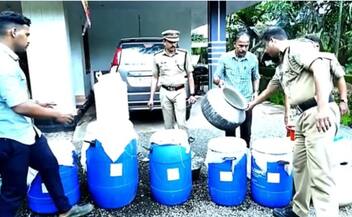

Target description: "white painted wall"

left=21, top=1, right=76, bottom=114
left=7, top=0, right=255, bottom=109
left=64, top=1, right=91, bottom=98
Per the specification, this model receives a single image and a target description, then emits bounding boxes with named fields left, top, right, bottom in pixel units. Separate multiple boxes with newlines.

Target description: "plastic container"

left=207, top=137, right=247, bottom=206
left=251, top=138, right=293, bottom=208
left=27, top=165, right=80, bottom=214
left=149, top=129, right=192, bottom=206
left=86, top=139, right=138, bottom=208
left=332, top=135, right=352, bottom=206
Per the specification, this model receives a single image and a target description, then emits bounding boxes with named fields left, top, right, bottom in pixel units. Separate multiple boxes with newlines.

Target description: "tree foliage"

left=228, top=0, right=352, bottom=73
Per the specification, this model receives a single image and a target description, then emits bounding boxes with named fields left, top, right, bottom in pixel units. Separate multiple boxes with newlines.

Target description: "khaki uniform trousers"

left=292, top=103, right=340, bottom=217
left=159, top=87, right=187, bottom=131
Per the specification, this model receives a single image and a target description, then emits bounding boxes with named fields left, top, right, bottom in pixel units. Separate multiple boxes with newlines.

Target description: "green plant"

left=268, top=90, right=285, bottom=105
left=341, top=115, right=352, bottom=126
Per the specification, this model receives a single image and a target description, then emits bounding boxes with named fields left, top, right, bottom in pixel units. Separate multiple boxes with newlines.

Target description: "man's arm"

left=213, top=56, right=225, bottom=87
left=148, top=57, right=160, bottom=109
left=184, top=52, right=197, bottom=103
left=187, top=72, right=197, bottom=103
left=252, top=79, right=260, bottom=99
left=12, top=102, right=73, bottom=124
left=336, top=76, right=349, bottom=115
left=310, top=59, right=332, bottom=132
left=252, top=56, right=260, bottom=98
left=284, top=94, right=290, bottom=126
left=247, top=83, right=279, bottom=110
left=148, top=75, right=159, bottom=109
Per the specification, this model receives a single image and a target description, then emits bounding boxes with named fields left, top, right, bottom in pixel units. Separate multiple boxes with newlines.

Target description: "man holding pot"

left=213, top=31, right=260, bottom=147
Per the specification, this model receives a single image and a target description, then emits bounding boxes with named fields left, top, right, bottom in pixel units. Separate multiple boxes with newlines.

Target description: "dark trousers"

left=225, top=109, right=252, bottom=147
left=0, top=135, right=71, bottom=217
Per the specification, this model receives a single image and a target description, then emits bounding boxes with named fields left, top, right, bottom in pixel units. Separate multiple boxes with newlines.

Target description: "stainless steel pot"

left=201, top=87, right=247, bottom=131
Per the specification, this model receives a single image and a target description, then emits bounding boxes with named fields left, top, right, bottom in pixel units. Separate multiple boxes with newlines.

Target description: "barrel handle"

left=95, top=71, right=103, bottom=81
left=142, top=144, right=151, bottom=151
left=83, top=140, right=96, bottom=147
left=223, top=157, right=237, bottom=161
left=188, top=137, right=195, bottom=144
left=277, top=160, right=290, bottom=165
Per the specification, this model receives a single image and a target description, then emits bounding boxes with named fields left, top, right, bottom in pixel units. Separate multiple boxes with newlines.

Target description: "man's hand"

left=213, top=77, right=224, bottom=88
left=187, top=95, right=197, bottom=104
left=246, top=101, right=256, bottom=111
left=55, top=113, right=74, bottom=125
left=339, top=100, right=349, bottom=116
left=147, top=98, right=154, bottom=110
left=315, top=106, right=332, bottom=132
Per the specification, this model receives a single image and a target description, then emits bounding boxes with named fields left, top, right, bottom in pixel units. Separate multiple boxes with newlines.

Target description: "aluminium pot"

left=201, top=87, right=247, bottom=131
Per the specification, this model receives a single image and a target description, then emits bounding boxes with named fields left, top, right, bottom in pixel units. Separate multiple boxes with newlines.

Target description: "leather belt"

left=296, top=95, right=334, bottom=113
left=161, top=84, right=185, bottom=91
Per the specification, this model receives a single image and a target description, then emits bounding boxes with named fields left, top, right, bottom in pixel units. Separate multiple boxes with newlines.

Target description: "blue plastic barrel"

left=149, top=143, right=192, bottom=205
left=251, top=138, right=293, bottom=208
left=207, top=137, right=247, bottom=206
left=86, top=139, right=138, bottom=208
left=27, top=165, right=80, bottom=214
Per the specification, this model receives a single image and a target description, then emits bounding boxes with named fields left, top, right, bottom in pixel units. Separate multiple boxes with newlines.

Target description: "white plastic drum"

left=331, top=136, right=352, bottom=207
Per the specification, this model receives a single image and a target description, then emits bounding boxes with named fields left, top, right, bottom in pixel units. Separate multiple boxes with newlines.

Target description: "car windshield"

left=120, top=43, right=163, bottom=67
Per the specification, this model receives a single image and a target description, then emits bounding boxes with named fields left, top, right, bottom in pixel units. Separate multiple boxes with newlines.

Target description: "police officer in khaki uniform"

left=248, top=27, right=342, bottom=217
left=148, top=30, right=196, bottom=131
left=284, top=35, right=349, bottom=127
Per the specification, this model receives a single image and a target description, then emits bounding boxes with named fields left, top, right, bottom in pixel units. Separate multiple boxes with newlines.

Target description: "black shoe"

left=273, top=206, right=299, bottom=217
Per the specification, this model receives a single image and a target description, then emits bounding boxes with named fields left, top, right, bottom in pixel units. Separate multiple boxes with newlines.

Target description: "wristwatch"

left=190, top=93, right=196, bottom=97
left=340, top=98, right=347, bottom=103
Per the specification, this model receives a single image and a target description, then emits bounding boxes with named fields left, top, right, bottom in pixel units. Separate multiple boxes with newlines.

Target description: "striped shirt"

left=214, top=51, right=260, bottom=101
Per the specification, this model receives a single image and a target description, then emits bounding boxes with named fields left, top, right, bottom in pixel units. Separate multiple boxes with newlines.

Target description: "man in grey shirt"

left=213, top=31, right=260, bottom=147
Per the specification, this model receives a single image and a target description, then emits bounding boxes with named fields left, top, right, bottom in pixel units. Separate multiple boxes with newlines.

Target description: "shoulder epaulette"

left=176, top=48, right=187, bottom=53
left=154, top=50, right=163, bottom=56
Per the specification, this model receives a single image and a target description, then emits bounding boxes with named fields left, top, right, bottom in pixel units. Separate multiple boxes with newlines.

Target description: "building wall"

left=64, top=1, right=91, bottom=99
left=88, top=4, right=192, bottom=71
left=21, top=1, right=76, bottom=114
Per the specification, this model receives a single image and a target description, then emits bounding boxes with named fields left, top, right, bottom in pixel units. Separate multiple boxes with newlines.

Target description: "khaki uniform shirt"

left=269, top=40, right=334, bottom=106
left=296, top=38, right=345, bottom=79
left=152, top=48, right=194, bottom=86
left=320, top=52, right=345, bottom=80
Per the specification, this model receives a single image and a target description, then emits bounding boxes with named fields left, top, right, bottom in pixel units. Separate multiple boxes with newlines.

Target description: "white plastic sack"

left=93, top=71, right=129, bottom=123
left=27, top=139, right=75, bottom=185
left=251, top=137, right=293, bottom=176
left=81, top=120, right=138, bottom=171
left=149, top=129, right=190, bottom=154
left=205, top=137, right=247, bottom=173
